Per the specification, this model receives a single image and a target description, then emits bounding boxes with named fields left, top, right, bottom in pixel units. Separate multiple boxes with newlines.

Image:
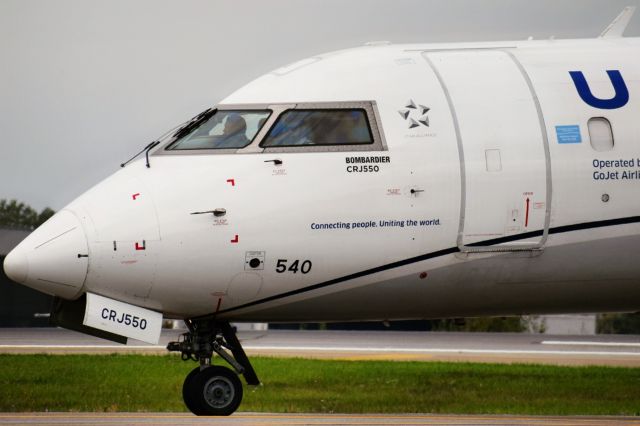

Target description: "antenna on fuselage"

left=599, top=6, right=636, bottom=38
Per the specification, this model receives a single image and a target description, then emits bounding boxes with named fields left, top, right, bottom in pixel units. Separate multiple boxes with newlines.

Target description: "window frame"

left=162, top=109, right=273, bottom=152
left=154, top=101, right=387, bottom=156
left=260, top=107, right=374, bottom=149
left=587, top=116, right=615, bottom=152
left=259, top=101, right=387, bottom=154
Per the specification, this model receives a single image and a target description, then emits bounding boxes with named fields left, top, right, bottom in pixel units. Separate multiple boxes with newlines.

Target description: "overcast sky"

left=1, top=0, right=639, bottom=211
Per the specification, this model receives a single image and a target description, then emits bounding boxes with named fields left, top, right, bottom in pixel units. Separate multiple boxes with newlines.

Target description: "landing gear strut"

left=167, top=320, right=259, bottom=416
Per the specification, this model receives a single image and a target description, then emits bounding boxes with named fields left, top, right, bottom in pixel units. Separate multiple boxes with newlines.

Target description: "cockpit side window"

left=156, top=101, right=387, bottom=155
left=260, top=109, right=373, bottom=147
left=167, top=110, right=271, bottom=150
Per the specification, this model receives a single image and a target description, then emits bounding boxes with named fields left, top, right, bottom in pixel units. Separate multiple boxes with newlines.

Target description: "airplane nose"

left=3, top=249, right=28, bottom=284
left=3, top=209, right=88, bottom=299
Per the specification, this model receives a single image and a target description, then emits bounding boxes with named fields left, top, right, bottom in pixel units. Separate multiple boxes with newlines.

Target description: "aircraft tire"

left=189, top=365, right=243, bottom=416
left=182, top=366, right=204, bottom=415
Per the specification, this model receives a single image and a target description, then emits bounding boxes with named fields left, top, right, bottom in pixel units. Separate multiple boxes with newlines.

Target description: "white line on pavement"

left=1, top=344, right=640, bottom=356
left=541, top=340, right=640, bottom=347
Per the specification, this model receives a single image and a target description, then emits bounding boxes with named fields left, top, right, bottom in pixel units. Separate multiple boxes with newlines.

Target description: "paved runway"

left=0, top=413, right=639, bottom=426
left=1, top=328, right=640, bottom=366
left=1, top=329, right=639, bottom=424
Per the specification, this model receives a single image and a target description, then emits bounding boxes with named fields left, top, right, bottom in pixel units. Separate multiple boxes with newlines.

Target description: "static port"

left=249, top=258, right=261, bottom=268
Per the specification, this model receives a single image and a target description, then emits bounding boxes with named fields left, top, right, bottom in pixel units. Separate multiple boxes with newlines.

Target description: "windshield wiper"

left=119, top=107, right=216, bottom=169
left=120, top=141, right=161, bottom=168
left=173, top=108, right=217, bottom=139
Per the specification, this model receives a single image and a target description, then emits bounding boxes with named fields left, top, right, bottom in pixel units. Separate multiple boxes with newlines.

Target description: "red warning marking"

left=230, top=235, right=239, bottom=243
left=215, top=297, right=222, bottom=313
left=135, top=241, right=146, bottom=251
left=132, top=193, right=140, bottom=200
left=524, top=198, right=530, bottom=228
left=226, top=179, right=235, bottom=186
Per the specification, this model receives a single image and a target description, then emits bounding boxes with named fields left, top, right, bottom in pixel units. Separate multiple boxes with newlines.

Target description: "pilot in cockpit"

left=216, top=113, right=249, bottom=148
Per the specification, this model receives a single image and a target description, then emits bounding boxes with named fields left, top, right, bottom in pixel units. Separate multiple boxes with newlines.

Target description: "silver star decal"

left=398, top=109, right=410, bottom=120
left=399, top=99, right=430, bottom=128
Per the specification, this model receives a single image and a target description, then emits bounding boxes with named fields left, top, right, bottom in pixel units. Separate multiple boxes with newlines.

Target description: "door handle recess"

left=191, top=208, right=226, bottom=217
left=264, top=159, right=283, bottom=165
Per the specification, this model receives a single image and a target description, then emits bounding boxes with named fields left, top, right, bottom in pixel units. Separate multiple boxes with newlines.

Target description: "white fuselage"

left=5, top=37, right=640, bottom=323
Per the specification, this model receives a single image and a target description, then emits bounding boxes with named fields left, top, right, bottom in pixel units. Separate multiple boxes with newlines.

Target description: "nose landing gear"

left=167, top=320, right=259, bottom=416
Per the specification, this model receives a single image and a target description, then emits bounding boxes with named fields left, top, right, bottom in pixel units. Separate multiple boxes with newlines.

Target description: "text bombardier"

left=345, top=156, right=391, bottom=164
left=345, top=156, right=390, bottom=173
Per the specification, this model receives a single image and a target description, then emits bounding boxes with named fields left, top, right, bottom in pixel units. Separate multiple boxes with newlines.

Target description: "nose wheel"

left=183, top=366, right=243, bottom=416
left=181, top=367, right=202, bottom=414
left=168, top=320, right=259, bottom=416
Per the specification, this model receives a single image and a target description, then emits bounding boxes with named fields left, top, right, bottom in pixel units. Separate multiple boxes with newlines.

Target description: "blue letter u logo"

left=569, top=70, right=629, bottom=109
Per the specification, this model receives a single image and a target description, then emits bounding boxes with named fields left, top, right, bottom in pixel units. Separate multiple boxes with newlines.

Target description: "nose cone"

left=3, top=249, right=28, bottom=284
left=3, top=210, right=88, bottom=299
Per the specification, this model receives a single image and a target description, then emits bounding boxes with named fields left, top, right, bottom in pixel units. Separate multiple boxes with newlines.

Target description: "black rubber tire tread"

left=182, top=367, right=205, bottom=415
left=191, top=365, right=243, bottom=416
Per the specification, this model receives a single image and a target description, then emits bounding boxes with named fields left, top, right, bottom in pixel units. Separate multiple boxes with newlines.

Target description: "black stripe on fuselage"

left=468, top=216, right=640, bottom=246
left=215, top=215, right=640, bottom=315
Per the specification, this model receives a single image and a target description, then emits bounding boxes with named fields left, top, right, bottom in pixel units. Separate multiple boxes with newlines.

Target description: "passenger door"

left=426, top=50, right=551, bottom=250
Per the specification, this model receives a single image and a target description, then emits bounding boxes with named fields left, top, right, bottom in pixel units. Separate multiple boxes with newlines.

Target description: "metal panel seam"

left=422, top=53, right=467, bottom=250
left=503, top=50, right=553, bottom=247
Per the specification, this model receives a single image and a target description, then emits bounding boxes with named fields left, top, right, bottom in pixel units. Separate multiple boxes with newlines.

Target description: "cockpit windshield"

left=261, top=109, right=373, bottom=147
left=167, top=110, right=271, bottom=150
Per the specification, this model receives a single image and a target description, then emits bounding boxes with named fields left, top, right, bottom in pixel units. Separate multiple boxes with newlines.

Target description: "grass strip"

left=0, top=354, right=638, bottom=415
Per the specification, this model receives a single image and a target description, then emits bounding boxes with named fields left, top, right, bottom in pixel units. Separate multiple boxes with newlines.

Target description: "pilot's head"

left=223, top=113, right=247, bottom=136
